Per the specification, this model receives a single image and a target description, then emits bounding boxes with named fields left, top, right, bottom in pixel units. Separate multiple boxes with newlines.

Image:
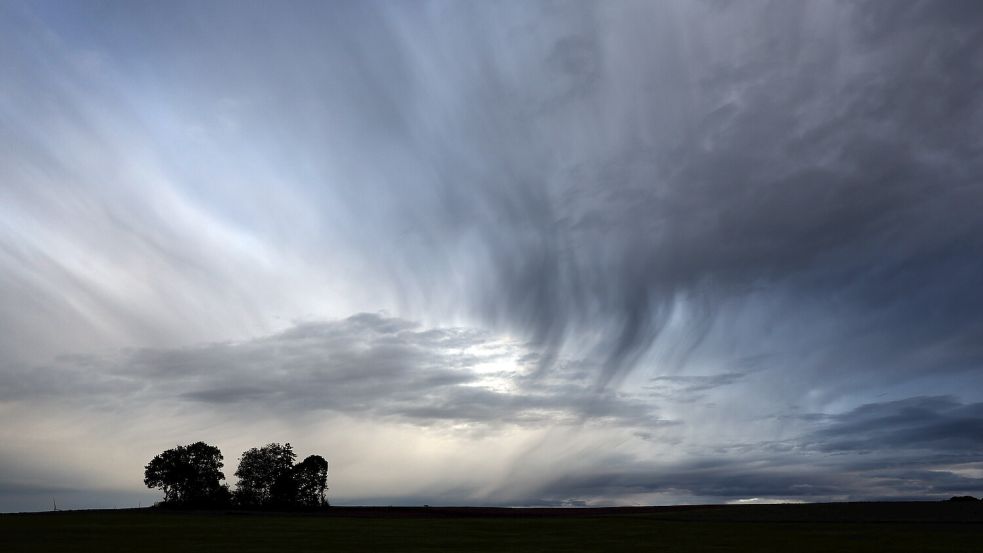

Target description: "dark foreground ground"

left=2, top=501, right=982, bottom=552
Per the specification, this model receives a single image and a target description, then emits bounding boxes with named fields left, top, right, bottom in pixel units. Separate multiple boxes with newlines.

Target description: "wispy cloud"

left=1, top=0, right=982, bottom=510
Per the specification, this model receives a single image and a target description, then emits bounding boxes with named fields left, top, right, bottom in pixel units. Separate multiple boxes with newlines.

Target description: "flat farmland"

left=2, top=502, right=982, bottom=552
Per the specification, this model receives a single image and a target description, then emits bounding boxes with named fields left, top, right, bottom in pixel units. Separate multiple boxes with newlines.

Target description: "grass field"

left=2, top=502, right=982, bottom=552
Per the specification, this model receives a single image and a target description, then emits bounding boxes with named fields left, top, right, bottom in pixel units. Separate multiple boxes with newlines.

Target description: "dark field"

left=2, top=502, right=982, bottom=552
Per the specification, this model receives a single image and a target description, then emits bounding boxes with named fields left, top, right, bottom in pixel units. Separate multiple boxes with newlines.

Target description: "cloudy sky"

left=2, top=0, right=982, bottom=512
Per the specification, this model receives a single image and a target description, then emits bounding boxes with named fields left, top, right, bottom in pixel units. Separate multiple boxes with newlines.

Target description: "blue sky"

left=1, top=0, right=982, bottom=512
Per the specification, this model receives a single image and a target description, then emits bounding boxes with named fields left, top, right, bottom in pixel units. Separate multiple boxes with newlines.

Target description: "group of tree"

left=144, top=441, right=328, bottom=509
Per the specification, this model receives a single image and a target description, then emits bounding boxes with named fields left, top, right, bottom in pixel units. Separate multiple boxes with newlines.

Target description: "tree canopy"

left=146, top=441, right=328, bottom=509
left=233, top=442, right=297, bottom=507
left=143, top=441, right=228, bottom=507
left=293, top=455, right=329, bottom=507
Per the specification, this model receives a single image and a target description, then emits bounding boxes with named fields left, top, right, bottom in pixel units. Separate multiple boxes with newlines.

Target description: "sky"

left=1, top=0, right=982, bottom=512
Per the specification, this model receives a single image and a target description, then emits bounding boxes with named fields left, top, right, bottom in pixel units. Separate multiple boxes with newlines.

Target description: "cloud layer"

left=1, top=0, right=982, bottom=510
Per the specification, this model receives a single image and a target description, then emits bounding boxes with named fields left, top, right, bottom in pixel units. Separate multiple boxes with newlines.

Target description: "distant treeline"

left=144, top=442, right=327, bottom=509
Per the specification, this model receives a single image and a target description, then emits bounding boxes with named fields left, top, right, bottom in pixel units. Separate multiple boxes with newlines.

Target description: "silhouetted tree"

left=144, top=442, right=228, bottom=507
left=293, top=455, right=329, bottom=507
left=270, top=469, right=300, bottom=508
left=234, top=442, right=296, bottom=507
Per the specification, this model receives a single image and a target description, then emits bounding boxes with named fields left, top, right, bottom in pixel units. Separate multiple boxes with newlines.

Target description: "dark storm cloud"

left=534, top=461, right=848, bottom=502
left=321, top=0, right=983, bottom=391
left=809, top=396, right=983, bottom=454
left=535, top=462, right=983, bottom=505
left=530, top=396, right=983, bottom=503
left=594, top=0, right=983, bottom=384
left=530, top=392, right=983, bottom=503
